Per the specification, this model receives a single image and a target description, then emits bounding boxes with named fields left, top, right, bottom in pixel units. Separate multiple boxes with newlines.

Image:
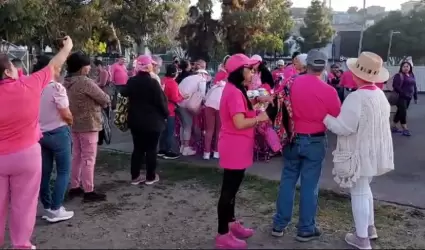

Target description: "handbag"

left=113, top=93, right=129, bottom=132
left=257, top=122, right=282, bottom=153
left=186, top=82, right=203, bottom=114
left=101, top=106, right=112, bottom=144
left=387, top=73, right=404, bottom=106
left=331, top=121, right=362, bottom=188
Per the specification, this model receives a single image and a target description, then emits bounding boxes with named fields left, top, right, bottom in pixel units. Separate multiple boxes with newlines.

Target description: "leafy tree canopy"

left=299, top=0, right=334, bottom=52
left=363, top=10, right=425, bottom=61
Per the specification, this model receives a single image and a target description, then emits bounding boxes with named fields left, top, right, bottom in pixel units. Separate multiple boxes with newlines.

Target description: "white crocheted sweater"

left=323, top=89, right=395, bottom=186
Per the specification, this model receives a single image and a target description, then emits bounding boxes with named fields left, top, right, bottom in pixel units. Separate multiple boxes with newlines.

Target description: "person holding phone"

left=215, top=54, right=270, bottom=249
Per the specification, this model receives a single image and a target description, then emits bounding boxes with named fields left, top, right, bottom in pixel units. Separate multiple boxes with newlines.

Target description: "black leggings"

left=130, top=128, right=160, bottom=181
left=393, top=98, right=411, bottom=125
left=217, top=169, right=245, bottom=235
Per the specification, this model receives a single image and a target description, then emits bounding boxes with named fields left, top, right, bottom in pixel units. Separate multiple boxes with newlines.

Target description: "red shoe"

left=230, top=221, right=254, bottom=239
left=215, top=232, right=247, bottom=249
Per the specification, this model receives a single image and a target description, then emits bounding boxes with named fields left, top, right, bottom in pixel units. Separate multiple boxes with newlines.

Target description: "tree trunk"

left=110, top=23, right=122, bottom=55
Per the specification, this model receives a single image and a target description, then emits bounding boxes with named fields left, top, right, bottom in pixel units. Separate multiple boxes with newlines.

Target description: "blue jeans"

left=273, top=134, right=327, bottom=233
left=39, top=125, right=72, bottom=210
left=159, top=116, right=176, bottom=152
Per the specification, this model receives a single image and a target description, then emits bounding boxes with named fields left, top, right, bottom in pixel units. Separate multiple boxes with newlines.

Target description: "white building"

left=401, top=0, right=421, bottom=14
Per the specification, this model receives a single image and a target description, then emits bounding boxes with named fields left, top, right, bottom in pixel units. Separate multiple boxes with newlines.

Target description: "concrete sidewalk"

left=100, top=99, right=425, bottom=208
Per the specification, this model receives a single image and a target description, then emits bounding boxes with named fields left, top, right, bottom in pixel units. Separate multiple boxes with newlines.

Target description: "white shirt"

left=178, top=74, right=207, bottom=107
left=324, top=88, right=394, bottom=178
left=204, top=81, right=226, bottom=110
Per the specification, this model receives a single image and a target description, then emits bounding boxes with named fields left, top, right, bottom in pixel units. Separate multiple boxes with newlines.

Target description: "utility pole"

left=386, top=30, right=401, bottom=65
left=357, top=0, right=367, bottom=56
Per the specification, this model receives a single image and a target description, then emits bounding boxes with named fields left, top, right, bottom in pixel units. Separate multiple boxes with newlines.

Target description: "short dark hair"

left=165, top=64, right=178, bottom=77
left=66, top=52, right=91, bottom=74
left=0, top=54, right=11, bottom=79
left=292, top=52, right=301, bottom=60
left=179, top=60, right=190, bottom=71
left=94, top=59, right=103, bottom=67
left=32, top=55, right=52, bottom=73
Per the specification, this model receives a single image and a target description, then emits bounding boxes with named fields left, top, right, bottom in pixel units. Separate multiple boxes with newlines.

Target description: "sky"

left=190, top=0, right=403, bottom=18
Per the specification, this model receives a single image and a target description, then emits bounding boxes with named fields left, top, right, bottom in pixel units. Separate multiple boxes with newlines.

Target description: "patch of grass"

left=97, top=151, right=425, bottom=249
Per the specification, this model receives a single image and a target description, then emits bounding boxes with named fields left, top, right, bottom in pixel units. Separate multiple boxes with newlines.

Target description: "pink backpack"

left=257, top=122, right=282, bottom=153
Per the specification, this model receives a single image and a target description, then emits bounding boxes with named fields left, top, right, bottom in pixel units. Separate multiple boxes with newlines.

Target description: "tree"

left=149, top=0, right=190, bottom=53
left=347, top=6, right=358, bottom=14
left=177, top=0, right=222, bottom=61
left=363, top=10, right=425, bottom=61
left=221, top=0, right=293, bottom=54
left=299, top=0, right=334, bottom=52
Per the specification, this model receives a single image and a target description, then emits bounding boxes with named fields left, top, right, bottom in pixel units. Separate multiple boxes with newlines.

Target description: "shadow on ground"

left=23, top=151, right=425, bottom=249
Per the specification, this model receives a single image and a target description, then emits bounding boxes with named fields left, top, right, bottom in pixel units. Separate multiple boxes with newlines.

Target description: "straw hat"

left=346, top=52, right=389, bottom=83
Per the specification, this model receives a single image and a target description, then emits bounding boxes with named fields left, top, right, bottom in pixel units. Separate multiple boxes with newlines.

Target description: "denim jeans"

left=159, top=116, right=176, bottom=152
left=39, top=125, right=72, bottom=210
left=273, top=134, right=327, bottom=233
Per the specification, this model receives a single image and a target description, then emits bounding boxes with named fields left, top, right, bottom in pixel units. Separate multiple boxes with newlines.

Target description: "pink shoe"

left=230, top=221, right=254, bottom=239
left=215, top=232, right=247, bottom=249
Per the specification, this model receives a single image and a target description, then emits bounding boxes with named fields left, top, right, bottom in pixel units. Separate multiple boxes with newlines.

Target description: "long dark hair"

left=399, top=61, right=414, bottom=76
left=258, top=62, right=275, bottom=88
left=227, top=67, right=253, bottom=110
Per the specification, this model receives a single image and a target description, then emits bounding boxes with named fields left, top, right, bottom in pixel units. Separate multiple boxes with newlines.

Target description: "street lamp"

left=357, top=0, right=367, bottom=56
left=386, top=30, right=401, bottom=65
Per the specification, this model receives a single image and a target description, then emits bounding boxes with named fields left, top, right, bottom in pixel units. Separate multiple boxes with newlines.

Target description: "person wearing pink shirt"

left=110, top=56, right=128, bottom=108
left=340, top=70, right=357, bottom=91
left=215, top=54, right=270, bottom=249
left=213, top=56, right=230, bottom=84
left=272, top=59, right=286, bottom=83
left=283, top=51, right=301, bottom=80
left=272, top=50, right=341, bottom=241
left=0, top=36, right=72, bottom=249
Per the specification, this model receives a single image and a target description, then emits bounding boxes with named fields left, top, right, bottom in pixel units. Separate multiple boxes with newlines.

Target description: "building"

left=401, top=0, right=421, bottom=14
left=366, top=6, right=386, bottom=16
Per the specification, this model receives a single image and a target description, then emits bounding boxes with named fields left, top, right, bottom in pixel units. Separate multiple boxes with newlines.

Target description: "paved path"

left=100, top=98, right=425, bottom=208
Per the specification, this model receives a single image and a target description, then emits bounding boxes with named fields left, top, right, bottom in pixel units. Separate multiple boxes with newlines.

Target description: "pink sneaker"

left=215, top=232, right=247, bottom=249
left=230, top=221, right=254, bottom=239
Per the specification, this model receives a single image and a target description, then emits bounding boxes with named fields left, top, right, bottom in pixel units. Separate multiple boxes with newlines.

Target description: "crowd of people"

left=0, top=33, right=418, bottom=249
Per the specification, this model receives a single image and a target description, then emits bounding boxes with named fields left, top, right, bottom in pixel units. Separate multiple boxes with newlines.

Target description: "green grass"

left=96, top=150, right=425, bottom=249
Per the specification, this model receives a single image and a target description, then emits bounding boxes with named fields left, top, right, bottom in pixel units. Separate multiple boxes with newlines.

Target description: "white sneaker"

left=31, top=246, right=36, bottom=249
left=213, top=152, right=220, bottom=159
left=41, top=208, right=52, bottom=220
left=44, top=206, right=74, bottom=223
left=145, top=174, right=160, bottom=185
left=203, top=152, right=211, bottom=160
left=182, top=147, right=197, bottom=156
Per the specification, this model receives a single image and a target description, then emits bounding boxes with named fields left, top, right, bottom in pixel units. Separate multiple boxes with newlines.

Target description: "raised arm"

left=323, top=93, right=361, bottom=136
left=25, top=36, right=73, bottom=90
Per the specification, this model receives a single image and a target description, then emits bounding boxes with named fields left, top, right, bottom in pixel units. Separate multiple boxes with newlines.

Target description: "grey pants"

left=177, top=107, right=193, bottom=141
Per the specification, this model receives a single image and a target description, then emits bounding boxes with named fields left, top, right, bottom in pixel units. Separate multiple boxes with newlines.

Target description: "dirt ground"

left=14, top=151, right=425, bottom=249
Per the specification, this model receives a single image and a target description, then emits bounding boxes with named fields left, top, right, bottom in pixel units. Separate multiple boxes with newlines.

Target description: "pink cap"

left=225, top=54, right=260, bottom=74
left=136, top=55, right=156, bottom=65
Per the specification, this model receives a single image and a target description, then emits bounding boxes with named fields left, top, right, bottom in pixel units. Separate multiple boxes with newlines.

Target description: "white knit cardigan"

left=323, top=88, right=395, bottom=188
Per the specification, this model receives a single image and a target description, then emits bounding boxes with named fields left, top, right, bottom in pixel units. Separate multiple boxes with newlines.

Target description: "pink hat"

left=136, top=55, right=157, bottom=65
left=225, top=54, right=260, bottom=74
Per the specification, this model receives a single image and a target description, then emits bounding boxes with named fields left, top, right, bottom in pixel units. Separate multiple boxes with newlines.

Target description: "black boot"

left=67, top=187, right=84, bottom=200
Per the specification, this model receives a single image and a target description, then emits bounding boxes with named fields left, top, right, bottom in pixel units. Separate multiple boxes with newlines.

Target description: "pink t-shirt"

left=0, top=66, right=52, bottom=155
left=218, top=83, right=256, bottom=170
left=283, top=64, right=297, bottom=81
left=375, top=82, right=384, bottom=89
left=291, top=74, right=341, bottom=134
left=111, top=63, right=128, bottom=85
left=340, top=71, right=357, bottom=89
left=39, top=81, right=69, bottom=132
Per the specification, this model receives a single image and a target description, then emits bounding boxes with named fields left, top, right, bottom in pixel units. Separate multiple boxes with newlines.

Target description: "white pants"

left=350, top=177, right=375, bottom=238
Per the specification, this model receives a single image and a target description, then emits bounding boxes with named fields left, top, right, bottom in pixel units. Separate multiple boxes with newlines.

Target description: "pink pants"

left=204, top=107, right=221, bottom=153
left=71, top=132, right=98, bottom=192
left=0, top=143, right=41, bottom=249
